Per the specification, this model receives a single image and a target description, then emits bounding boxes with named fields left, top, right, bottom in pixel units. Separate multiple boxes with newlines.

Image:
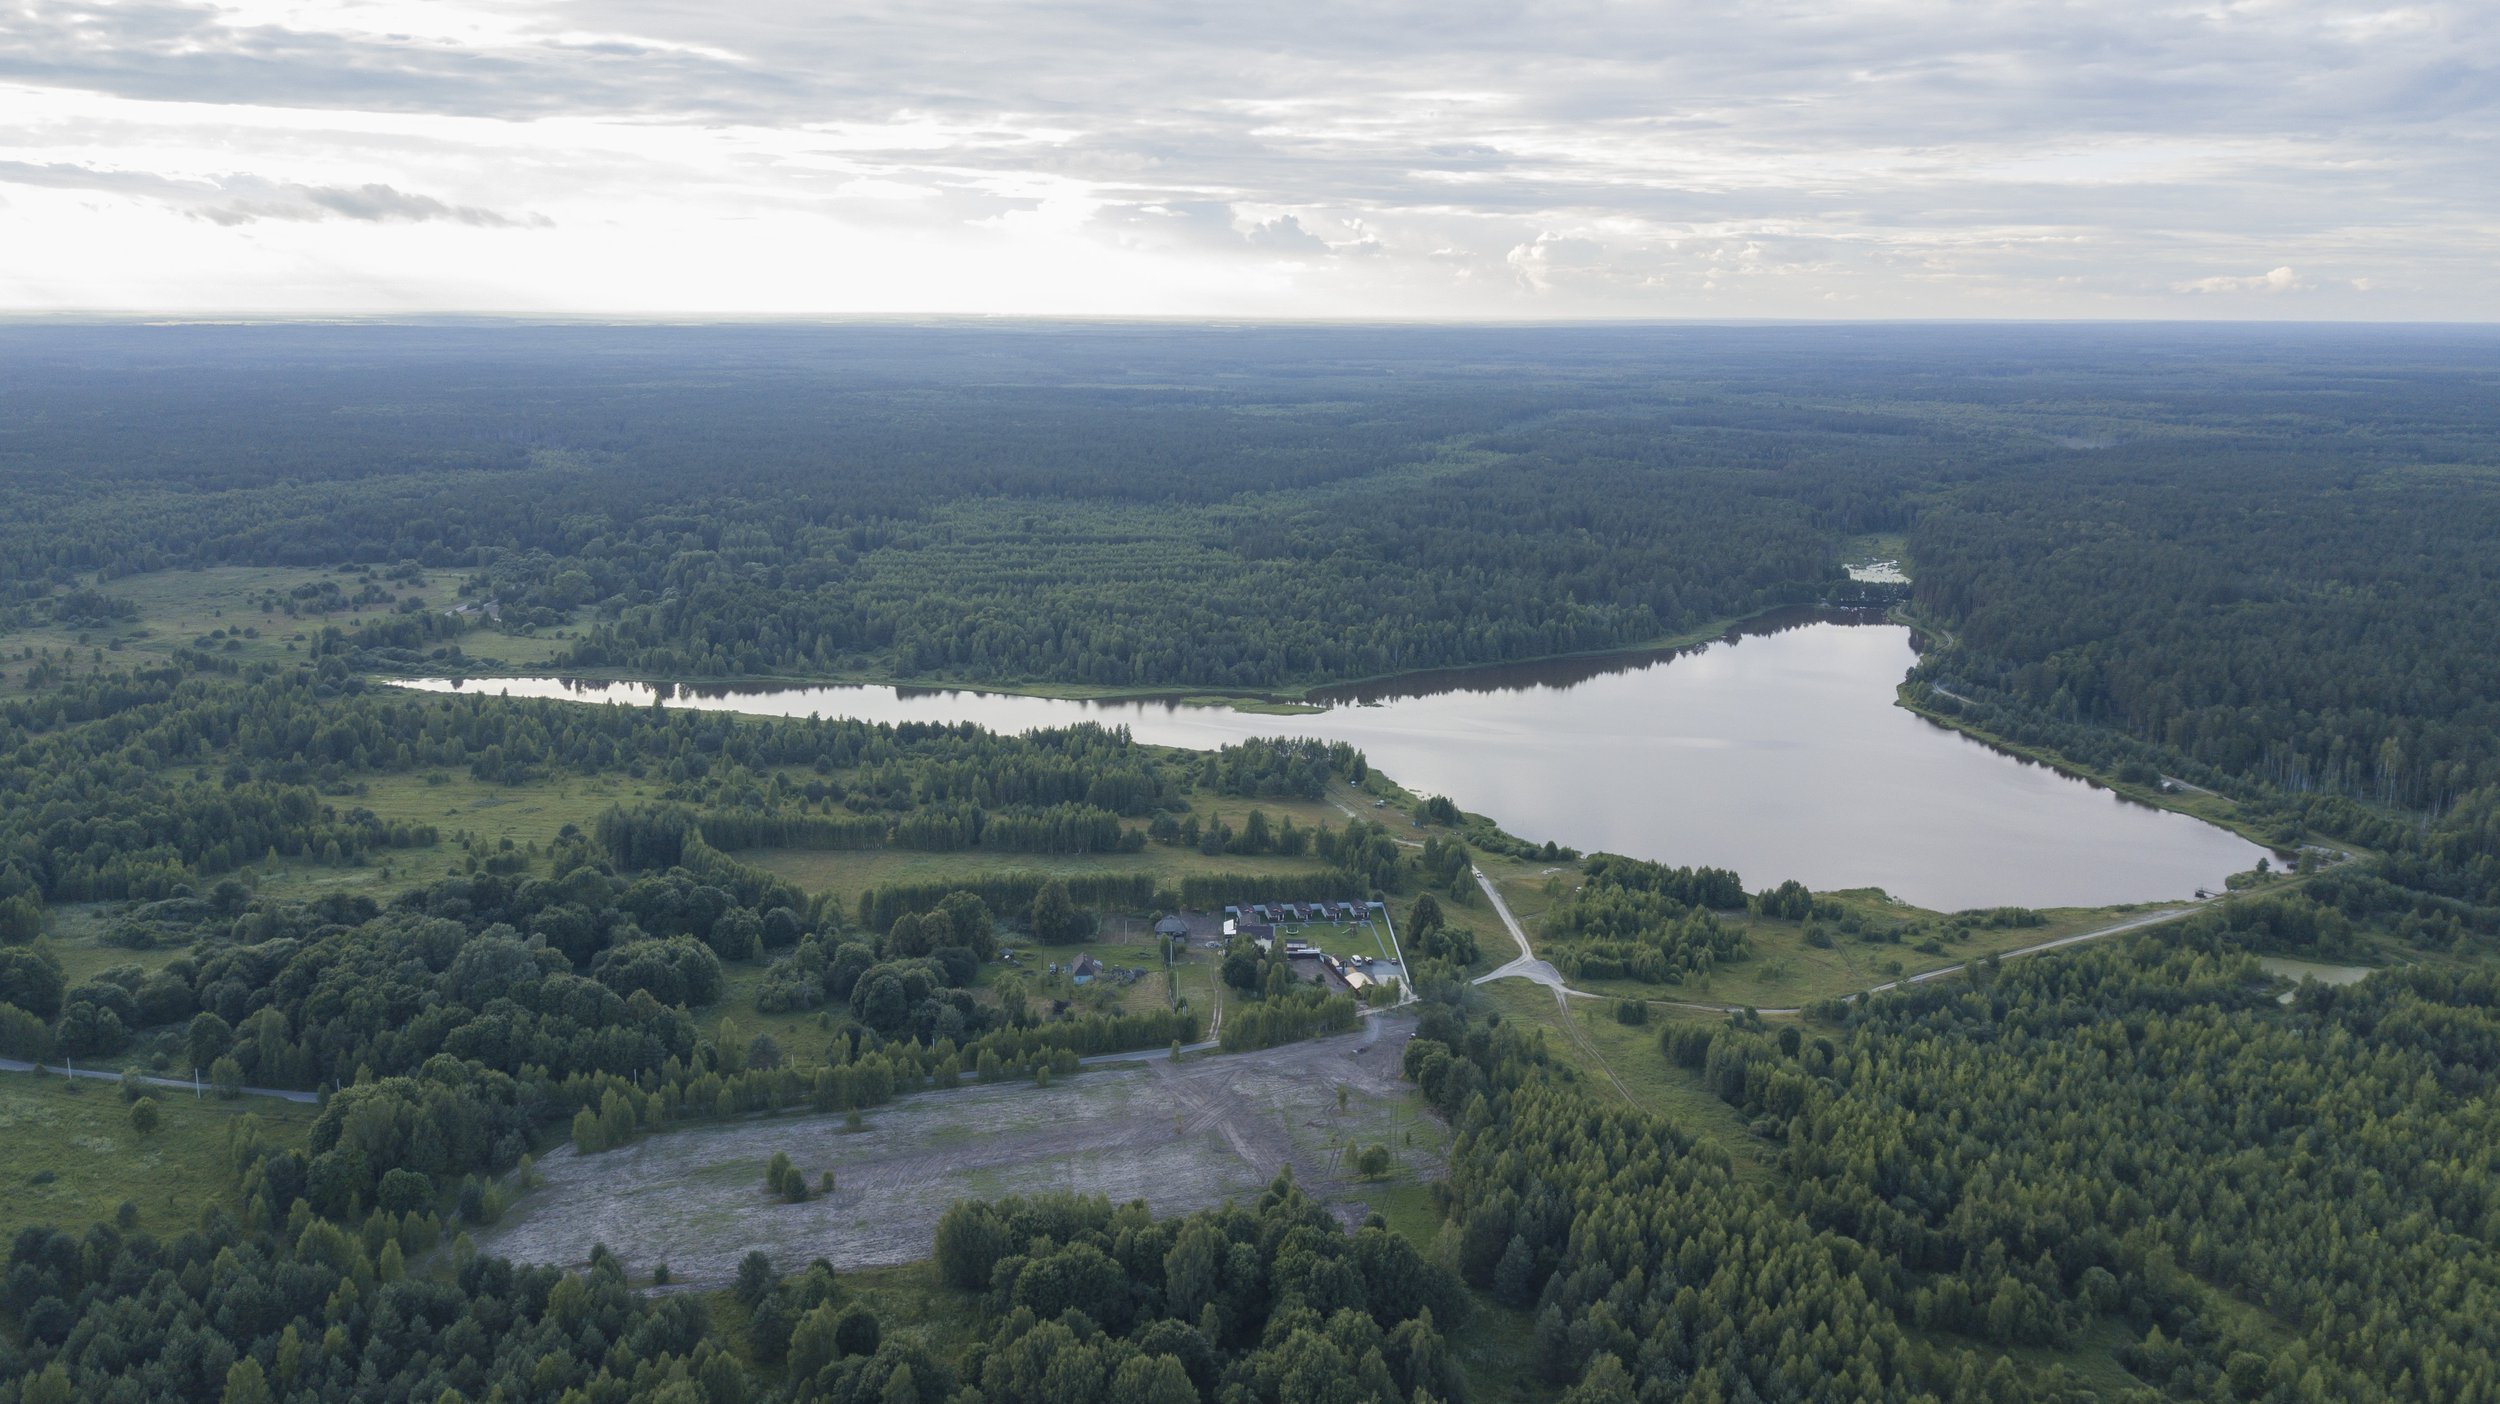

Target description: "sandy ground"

left=478, top=1015, right=1439, bottom=1286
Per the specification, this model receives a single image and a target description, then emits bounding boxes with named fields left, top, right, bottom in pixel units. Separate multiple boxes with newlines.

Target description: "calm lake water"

left=396, top=612, right=2270, bottom=910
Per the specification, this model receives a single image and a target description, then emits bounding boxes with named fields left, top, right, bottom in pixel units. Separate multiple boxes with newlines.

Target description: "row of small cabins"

left=1222, top=900, right=1379, bottom=926
left=1221, top=900, right=1395, bottom=994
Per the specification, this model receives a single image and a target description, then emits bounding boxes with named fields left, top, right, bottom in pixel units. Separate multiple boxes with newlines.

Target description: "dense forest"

left=9, top=322, right=2495, bottom=816
left=1411, top=853, right=2500, bottom=1402
left=4, top=323, right=2500, bottom=1401
left=0, top=651, right=1387, bottom=910
left=1687, top=905, right=2500, bottom=1400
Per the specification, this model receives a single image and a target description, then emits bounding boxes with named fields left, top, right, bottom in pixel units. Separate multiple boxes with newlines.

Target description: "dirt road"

left=1468, top=866, right=1570, bottom=1003
left=0, top=1058, right=318, bottom=1104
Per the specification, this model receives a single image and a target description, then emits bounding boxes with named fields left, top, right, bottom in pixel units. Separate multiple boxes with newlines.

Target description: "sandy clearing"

left=478, top=1016, right=1436, bottom=1286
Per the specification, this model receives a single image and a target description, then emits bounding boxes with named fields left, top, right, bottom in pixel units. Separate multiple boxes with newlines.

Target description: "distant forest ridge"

left=4, top=321, right=2498, bottom=816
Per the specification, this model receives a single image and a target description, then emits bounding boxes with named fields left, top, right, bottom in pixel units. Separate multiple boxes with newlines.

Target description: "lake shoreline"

left=1892, top=689, right=2301, bottom=858
left=391, top=618, right=2270, bottom=911
left=395, top=597, right=1892, bottom=712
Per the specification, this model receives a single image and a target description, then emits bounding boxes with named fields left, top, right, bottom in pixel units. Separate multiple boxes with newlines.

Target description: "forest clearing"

left=477, top=1016, right=1438, bottom=1286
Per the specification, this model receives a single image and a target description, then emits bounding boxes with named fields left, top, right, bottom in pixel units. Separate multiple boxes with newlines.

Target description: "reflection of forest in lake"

left=1307, top=607, right=1894, bottom=705
left=400, top=616, right=2269, bottom=911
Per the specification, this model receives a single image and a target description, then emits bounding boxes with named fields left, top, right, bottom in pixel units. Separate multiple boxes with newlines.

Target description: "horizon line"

left=5, top=311, right=2500, bottom=331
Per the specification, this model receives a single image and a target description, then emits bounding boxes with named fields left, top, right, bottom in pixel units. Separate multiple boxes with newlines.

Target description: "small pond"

left=396, top=611, right=2272, bottom=911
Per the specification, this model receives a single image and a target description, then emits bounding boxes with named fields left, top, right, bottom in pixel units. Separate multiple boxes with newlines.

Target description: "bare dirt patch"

left=478, top=1016, right=1440, bottom=1286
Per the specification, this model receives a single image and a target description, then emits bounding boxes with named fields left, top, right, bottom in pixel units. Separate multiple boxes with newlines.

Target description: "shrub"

left=766, top=1151, right=810, bottom=1202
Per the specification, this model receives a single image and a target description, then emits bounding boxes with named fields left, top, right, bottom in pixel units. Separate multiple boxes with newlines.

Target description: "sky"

left=1, top=1, right=2493, bottom=319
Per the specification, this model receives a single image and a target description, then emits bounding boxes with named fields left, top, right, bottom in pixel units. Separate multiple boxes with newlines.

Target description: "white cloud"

left=0, top=159, right=539, bottom=225
left=0, top=0, right=2492, bottom=316
left=2174, top=266, right=2307, bottom=294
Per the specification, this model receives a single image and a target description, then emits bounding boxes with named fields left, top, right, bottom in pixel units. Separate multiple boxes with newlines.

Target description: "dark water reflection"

left=1308, top=607, right=1896, bottom=704
left=396, top=617, right=2268, bottom=911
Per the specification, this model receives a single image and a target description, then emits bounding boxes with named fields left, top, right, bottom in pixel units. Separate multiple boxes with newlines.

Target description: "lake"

left=394, top=612, right=2271, bottom=911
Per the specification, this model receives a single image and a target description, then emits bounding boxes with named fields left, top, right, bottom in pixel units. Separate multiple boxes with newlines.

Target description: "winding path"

left=1469, top=867, right=1571, bottom=1002
left=1464, top=867, right=1635, bottom=1100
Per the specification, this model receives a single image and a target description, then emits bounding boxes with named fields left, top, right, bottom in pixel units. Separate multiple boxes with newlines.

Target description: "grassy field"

left=1280, top=918, right=1399, bottom=965
left=1476, top=856, right=2191, bottom=1010
left=1080, top=916, right=1216, bottom=1019
left=0, top=565, right=583, bottom=699
left=750, top=844, right=1331, bottom=897
left=358, top=768, right=660, bottom=850
left=0, top=1069, right=317, bottom=1240
left=704, top=968, right=844, bottom=1063
left=694, top=912, right=1216, bottom=1060
left=38, top=905, right=197, bottom=987
left=149, top=766, right=673, bottom=910
left=1841, top=532, right=1912, bottom=574
left=1474, top=980, right=1775, bottom=1178
left=744, top=793, right=1357, bottom=903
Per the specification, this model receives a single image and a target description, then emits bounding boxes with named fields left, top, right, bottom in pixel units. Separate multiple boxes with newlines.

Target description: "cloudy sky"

left=2, top=0, right=2493, bottom=318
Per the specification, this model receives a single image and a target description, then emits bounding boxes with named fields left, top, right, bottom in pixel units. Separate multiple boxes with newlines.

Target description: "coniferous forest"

left=2, top=322, right=2498, bottom=1403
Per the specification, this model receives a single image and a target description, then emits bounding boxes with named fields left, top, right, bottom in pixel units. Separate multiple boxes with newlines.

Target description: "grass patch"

left=37, top=906, right=195, bottom=987
left=738, top=790, right=1373, bottom=912
left=1475, top=981, right=1773, bottom=1181
left=1447, top=1298, right=1545, bottom=1404
left=1841, top=532, right=1911, bottom=573
left=1276, top=920, right=1396, bottom=964
left=0, top=565, right=556, bottom=697
left=1363, top=1179, right=1445, bottom=1248
left=0, top=1069, right=317, bottom=1240
left=1987, top=1318, right=2155, bottom=1397
left=1479, top=860, right=2200, bottom=1010
left=357, top=768, right=659, bottom=850
left=703, top=964, right=845, bottom=1060
left=746, top=842, right=1337, bottom=903
left=840, top=1261, right=991, bottom=1355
